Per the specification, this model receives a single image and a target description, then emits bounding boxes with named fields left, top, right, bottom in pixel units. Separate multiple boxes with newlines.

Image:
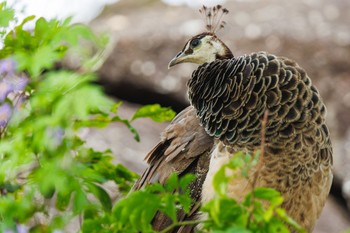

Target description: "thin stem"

left=247, top=110, right=268, bottom=227
left=260, top=110, right=268, bottom=161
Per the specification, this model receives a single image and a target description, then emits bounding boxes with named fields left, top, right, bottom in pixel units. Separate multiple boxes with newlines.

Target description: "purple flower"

left=0, top=103, right=12, bottom=128
left=16, top=225, right=28, bottom=233
left=0, top=58, right=28, bottom=102
left=11, top=75, right=28, bottom=92
left=47, top=127, right=64, bottom=147
left=4, top=225, right=28, bottom=233
left=0, top=79, right=14, bottom=102
left=0, top=59, right=16, bottom=76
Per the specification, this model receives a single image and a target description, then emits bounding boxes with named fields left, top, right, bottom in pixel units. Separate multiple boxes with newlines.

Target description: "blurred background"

left=7, top=0, right=350, bottom=232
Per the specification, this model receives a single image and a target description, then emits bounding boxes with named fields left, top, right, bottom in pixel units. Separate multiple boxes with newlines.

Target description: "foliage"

left=81, top=173, right=195, bottom=233
left=0, top=2, right=175, bottom=232
left=131, top=104, right=176, bottom=123
left=0, top=3, right=307, bottom=233
left=107, top=152, right=306, bottom=233
left=201, top=151, right=306, bottom=233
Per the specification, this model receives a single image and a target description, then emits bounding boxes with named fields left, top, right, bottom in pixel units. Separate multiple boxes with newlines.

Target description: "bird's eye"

left=190, top=39, right=201, bottom=48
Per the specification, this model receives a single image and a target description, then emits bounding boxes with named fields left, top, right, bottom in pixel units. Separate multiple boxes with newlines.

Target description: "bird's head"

left=168, top=32, right=233, bottom=68
left=168, top=5, right=233, bottom=68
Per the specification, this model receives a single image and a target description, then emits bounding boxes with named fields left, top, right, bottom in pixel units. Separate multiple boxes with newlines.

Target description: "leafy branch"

left=0, top=4, right=175, bottom=232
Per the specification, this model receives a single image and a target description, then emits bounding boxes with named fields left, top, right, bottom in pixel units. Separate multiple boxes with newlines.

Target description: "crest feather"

left=199, top=5, right=229, bottom=34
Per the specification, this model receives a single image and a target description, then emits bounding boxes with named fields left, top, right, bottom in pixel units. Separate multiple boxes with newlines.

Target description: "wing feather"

left=132, top=106, right=213, bottom=232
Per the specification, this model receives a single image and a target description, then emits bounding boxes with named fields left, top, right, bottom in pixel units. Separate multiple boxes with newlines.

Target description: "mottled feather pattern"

left=189, top=51, right=332, bottom=232
left=188, top=52, right=331, bottom=160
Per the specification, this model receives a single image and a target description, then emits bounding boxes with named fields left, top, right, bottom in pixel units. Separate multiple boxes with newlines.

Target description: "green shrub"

left=0, top=2, right=174, bottom=232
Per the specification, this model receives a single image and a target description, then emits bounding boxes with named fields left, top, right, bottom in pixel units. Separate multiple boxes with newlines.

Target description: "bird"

left=134, top=5, right=333, bottom=233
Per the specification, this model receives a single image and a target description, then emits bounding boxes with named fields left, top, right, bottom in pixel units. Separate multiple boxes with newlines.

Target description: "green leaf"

left=263, top=205, right=274, bottom=221
left=56, top=190, right=73, bottom=211
left=145, top=183, right=164, bottom=193
left=253, top=188, right=283, bottom=203
left=179, top=174, right=195, bottom=190
left=212, top=165, right=228, bottom=196
left=114, top=164, right=139, bottom=194
left=227, top=151, right=245, bottom=170
left=178, top=194, right=192, bottom=214
left=14, top=45, right=61, bottom=77
left=114, top=191, right=159, bottom=232
left=53, top=84, right=113, bottom=122
left=276, top=208, right=306, bottom=233
left=63, top=23, right=96, bottom=46
left=131, top=104, right=175, bottom=122
left=86, top=183, right=112, bottom=212
left=18, top=15, right=36, bottom=29
left=161, top=195, right=177, bottom=222
left=0, top=193, right=38, bottom=227
left=34, top=17, right=50, bottom=41
left=30, top=45, right=61, bottom=76
left=73, top=189, right=89, bottom=214
left=110, top=102, right=123, bottom=113
left=267, top=218, right=290, bottom=233
left=213, top=226, right=251, bottom=233
left=0, top=3, right=14, bottom=28
left=165, top=173, right=179, bottom=192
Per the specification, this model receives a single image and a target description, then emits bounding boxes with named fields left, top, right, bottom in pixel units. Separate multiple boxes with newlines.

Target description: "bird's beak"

left=168, top=51, right=186, bottom=69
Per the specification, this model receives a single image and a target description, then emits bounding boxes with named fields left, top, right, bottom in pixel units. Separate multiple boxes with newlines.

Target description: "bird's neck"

left=215, top=42, right=234, bottom=60
left=212, top=37, right=234, bottom=60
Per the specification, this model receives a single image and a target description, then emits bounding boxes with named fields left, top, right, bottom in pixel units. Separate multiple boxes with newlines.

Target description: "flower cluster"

left=0, top=58, right=28, bottom=132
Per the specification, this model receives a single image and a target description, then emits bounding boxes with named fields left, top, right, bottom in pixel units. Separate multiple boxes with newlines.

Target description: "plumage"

left=133, top=106, right=213, bottom=232
left=134, top=5, right=333, bottom=233
left=189, top=51, right=333, bottom=232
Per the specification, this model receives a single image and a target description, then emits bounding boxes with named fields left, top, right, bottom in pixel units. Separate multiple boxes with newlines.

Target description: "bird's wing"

left=133, top=106, right=213, bottom=232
